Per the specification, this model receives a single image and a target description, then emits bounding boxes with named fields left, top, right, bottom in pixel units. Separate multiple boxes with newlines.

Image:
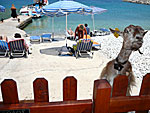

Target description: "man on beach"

left=74, top=24, right=87, bottom=40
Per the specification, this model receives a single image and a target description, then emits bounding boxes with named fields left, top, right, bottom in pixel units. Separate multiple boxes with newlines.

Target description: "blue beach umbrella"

left=42, top=0, right=92, bottom=47
left=90, top=6, right=107, bottom=31
left=42, top=0, right=92, bottom=31
left=0, top=5, right=5, bottom=12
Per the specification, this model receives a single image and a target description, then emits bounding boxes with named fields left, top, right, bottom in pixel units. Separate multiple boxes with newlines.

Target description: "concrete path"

left=0, top=15, right=32, bottom=39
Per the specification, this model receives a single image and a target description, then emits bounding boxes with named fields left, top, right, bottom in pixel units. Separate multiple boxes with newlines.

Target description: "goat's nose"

left=136, top=36, right=143, bottom=41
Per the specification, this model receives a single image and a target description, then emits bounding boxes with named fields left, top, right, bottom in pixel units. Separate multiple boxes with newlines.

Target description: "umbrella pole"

left=92, top=14, right=95, bottom=31
left=65, top=13, right=68, bottom=47
left=52, top=17, right=54, bottom=39
left=66, top=13, right=67, bottom=31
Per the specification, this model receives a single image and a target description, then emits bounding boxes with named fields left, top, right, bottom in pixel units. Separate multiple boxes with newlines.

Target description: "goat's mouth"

left=131, top=41, right=143, bottom=51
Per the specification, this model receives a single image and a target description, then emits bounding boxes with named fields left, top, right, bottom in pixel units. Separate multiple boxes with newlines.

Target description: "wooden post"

left=63, top=76, right=77, bottom=101
left=1, top=79, right=19, bottom=104
left=136, top=73, right=150, bottom=113
left=93, top=79, right=111, bottom=113
left=112, top=75, right=128, bottom=97
left=33, top=78, right=49, bottom=103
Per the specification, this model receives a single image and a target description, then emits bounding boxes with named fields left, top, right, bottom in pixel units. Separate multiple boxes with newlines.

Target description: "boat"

left=20, top=0, right=48, bottom=18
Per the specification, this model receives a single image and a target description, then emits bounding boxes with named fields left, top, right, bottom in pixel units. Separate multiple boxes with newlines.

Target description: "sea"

left=0, top=0, right=150, bottom=35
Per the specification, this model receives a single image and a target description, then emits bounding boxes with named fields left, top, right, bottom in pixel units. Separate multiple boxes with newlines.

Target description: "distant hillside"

left=123, top=0, right=150, bottom=5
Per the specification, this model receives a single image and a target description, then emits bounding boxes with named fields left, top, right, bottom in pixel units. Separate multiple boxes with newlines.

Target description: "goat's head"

left=110, top=25, right=148, bottom=52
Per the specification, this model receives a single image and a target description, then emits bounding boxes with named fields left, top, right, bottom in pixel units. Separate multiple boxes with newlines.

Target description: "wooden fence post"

left=136, top=73, right=150, bottom=113
left=33, top=78, right=49, bottom=103
left=1, top=79, right=19, bottom=104
left=112, top=75, right=128, bottom=97
left=63, top=76, right=77, bottom=101
left=93, top=79, right=111, bottom=113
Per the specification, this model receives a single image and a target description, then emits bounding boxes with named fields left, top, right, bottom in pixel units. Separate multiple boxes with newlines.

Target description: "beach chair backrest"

left=41, top=34, right=51, bottom=38
left=8, top=39, right=25, bottom=51
left=0, top=40, right=9, bottom=51
left=77, top=39, right=93, bottom=51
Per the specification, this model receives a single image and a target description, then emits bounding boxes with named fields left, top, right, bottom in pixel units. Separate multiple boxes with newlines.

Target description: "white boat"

left=20, top=0, right=48, bottom=18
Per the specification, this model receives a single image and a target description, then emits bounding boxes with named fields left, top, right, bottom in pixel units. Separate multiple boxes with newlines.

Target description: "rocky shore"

left=123, top=0, right=150, bottom=5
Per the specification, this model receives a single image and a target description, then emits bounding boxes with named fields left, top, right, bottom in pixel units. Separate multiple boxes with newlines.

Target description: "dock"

left=0, top=15, right=32, bottom=39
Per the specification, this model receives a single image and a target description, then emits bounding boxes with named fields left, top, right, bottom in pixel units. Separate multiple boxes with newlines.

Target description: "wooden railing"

left=0, top=74, right=150, bottom=113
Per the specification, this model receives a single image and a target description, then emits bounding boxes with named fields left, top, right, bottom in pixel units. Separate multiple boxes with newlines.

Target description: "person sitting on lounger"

left=0, top=36, right=8, bottom=42
left=67, top=28, right=74, bottom=36
left=13, top=33, right=29, bottom=50
left=74, top=24, right=87, bottom=40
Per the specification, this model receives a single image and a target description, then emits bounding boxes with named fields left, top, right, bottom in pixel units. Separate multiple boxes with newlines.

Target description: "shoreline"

left=123, top=0, right=150, bottom=5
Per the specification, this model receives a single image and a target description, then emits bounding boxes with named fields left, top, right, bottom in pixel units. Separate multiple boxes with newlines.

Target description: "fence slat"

left=93, top=79, right=111, bottom=113
left=1, top=79, right=19, bottom=104
left=33, top=78, right=49, bottom=103
left=63, top=76, right=77, bottom=101
left=136, top=73, right=150, bottom=113
left=112, top=75, right=128, bottom=97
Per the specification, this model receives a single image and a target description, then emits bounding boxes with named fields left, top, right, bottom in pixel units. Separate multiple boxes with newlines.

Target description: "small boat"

left=20, top=0, right=48, bottom=18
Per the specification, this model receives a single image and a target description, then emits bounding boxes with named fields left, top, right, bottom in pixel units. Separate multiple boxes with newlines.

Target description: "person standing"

left=11, top=4, right=17, bottom=18
left=85, top=23, right=90, bottom=35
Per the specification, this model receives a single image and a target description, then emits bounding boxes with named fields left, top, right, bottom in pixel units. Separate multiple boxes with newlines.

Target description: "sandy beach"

left=0, top=16, right=150, bottom=102
left=0, top=35, right=110, bottom=101
left=0, top=32, right=150, bottom=102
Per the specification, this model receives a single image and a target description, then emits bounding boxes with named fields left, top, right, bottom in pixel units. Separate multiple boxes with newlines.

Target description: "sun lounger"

left=0, top=40, right=9, bottom=57
left=30, top=36, right=41, bottom=43
left=41, top=33, right=52, bottom=42
left=92, top=41, right=101, bottom=50
left=83, top=35, right=101, bottom=49
left=91, top=28, right=110, bottom=36
left=8, top=39, right=28, bottom=59
left=99, top=28, right=110, bottom=35
left=73, top=39, right=93, bottom=59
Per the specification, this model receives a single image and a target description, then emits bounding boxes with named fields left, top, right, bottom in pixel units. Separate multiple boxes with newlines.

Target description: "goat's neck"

left=117, top=45, right=132, bottom=63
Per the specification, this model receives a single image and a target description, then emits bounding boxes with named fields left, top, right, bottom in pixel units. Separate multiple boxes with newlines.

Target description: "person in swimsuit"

left=74, top=24, right=87, bottom=40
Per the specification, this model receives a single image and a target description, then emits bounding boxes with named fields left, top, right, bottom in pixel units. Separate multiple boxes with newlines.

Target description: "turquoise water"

left=0, top=0, right=150, bottom=35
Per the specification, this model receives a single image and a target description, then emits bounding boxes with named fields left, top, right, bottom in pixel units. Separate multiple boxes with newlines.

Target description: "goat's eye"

left=125, top=29, right=129, bottom=33
left=136, top=37, right=141, bottom=39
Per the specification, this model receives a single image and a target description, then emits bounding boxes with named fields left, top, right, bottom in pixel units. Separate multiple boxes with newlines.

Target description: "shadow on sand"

left=40, top=46, right=74, bottom=56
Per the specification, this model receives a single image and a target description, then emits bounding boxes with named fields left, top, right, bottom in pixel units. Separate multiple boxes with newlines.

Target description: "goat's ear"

left=143, top=31, right=148, bottom=36
left=109, top=28, right=123, bottom=38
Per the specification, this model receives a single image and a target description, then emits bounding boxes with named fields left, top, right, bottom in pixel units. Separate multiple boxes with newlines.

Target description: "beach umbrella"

left=0, top=5, right=5, bottom=12
left=42, top=0, right=92, bottom=46
left=90, top=6, right=107, bottom=31
left=42, top=0, right=92, bottom=32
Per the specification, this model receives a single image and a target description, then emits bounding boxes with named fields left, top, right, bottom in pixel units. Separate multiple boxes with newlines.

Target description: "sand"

left=0, top=35, right=110, bottom=101
left=0, top=32, right=150, bottom=102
